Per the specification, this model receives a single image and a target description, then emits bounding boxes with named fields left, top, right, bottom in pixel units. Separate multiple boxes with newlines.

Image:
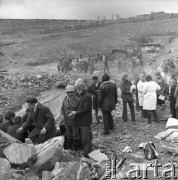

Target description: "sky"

left=0, top=0, right=178, bottom=20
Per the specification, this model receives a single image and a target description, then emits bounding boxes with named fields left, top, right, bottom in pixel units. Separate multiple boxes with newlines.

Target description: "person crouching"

left=60, top=85, right=80, bottom=151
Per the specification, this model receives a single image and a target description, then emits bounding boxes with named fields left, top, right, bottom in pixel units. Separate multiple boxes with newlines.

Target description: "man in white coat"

left=137, top=72, right=146, bottom=118
left=143, top=75, right=161, bottom=124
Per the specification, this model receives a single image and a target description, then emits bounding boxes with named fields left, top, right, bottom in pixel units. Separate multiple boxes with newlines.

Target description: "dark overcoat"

left=76, top=91, right=92, bottom=126
left=98, top=81, right=118, bottom=111
left=22, top=103, right=56, bottom=142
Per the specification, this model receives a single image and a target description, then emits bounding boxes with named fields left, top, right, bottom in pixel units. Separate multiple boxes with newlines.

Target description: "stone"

left=36, top=75, right=43, bottom=79
left=89, top=149, right=108, bottom=164
left=13, top=173, right=26, bottom=180
left=60, top=150, right=78, bottom=162
left=3, top=143, right=37, bottom=168
left=42, top=171, right=53, bottom=180
left=25, top=173, right=40, bottom=180
left=161, top=144, right=178, bottom=155
left=45, top=161, right=91, bottom=180
left=33, top=136, right=64, bottom=173
left=0, top=158, right=11, bottom=180
left=56, top=81, right=66, bottom=89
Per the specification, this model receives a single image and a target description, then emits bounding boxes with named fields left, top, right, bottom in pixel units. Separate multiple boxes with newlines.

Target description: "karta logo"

left=105, top=158, right=177, bottom=179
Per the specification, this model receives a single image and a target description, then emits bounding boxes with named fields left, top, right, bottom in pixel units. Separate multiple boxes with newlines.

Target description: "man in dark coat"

left=70, top=82, right=92, bottom=158
left=17, top=97, right=56, bottom=144
left=7, top=116, right=28, bottom=142
left=120, top=72, right=135, bottom=122
left=88, top=76, right=101, bottom=123
left=98, top=74, right=118, bottom=135
left=60, top=85, right=80, bottom=151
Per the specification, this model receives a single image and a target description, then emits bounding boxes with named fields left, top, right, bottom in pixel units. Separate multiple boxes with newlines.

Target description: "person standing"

left=17, top=97, right=56, bottom=144
left=168, top=79, right=177, bottom=118
left=155, top=72, right=166, bottom=108
left=143, top=75, right=161, bottom=124
left=120, top=72, right=135, bottom=122
left=60, top=85, right=80, bottom=151
left=137, top=72, right=146, bottom=117
left=70, top=82, right=92, bottom=158
left=88, top=76, right=101, bottom=123
left=103, top=53, right=110, bottom=74
left=98, top=74, right=118, bottom=134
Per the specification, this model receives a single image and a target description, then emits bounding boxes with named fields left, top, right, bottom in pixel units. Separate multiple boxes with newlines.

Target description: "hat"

left=66, top=85, right=75, bottom=93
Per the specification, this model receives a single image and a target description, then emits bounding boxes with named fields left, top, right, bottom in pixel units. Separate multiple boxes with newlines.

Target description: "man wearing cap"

left=60, top=85, right=81, bottom=151
left=88, top=76, right=101, bottom=123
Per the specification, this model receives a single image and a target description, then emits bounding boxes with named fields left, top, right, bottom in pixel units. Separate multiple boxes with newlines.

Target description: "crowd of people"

left=57, top=52, right=112, bottom=74
left=0, top=73, right=117, bottom=158
left=1, top=58, right=178, bottom=158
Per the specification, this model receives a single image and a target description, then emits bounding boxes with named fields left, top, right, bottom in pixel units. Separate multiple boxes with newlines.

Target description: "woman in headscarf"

left=143, top=75, right=161, bottom=124
left=120, top=72, right=135, bottom=122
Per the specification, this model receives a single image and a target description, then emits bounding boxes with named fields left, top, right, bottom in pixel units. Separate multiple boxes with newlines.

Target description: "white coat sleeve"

left=155, top=82, right=161, bottom=91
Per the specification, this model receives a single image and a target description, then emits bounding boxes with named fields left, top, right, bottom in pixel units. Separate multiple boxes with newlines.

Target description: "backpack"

left=144, top=142, right=158, bottom=160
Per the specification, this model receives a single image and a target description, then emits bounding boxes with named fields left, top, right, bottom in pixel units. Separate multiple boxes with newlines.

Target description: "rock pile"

left=1, top=74, right=68, bottom=91
left=0, top=130, right=108, bottom=180
left=0, top=73, right=69, bottom=113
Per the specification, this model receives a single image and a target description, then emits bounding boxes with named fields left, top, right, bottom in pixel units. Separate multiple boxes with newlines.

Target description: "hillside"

left=0, top=17, right=178, bottom=74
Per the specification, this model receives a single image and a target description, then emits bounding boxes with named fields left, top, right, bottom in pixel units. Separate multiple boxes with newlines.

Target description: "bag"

left=144, top=142, right=158, bottom=160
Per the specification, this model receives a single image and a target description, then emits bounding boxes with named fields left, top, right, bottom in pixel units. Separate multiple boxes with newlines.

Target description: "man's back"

left=98, top=81, right=117, bottom=111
